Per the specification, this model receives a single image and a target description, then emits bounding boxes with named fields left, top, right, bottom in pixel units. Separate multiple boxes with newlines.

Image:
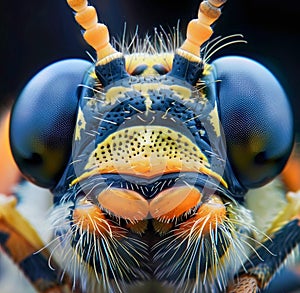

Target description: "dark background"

left=0, top=1, right=299, bottom=291
left=1, top=0, right=299, bottom=135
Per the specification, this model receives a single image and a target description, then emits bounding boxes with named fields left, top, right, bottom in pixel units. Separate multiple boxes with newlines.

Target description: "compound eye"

left=212, top=56, right=294, bottom=189
left=10, top=59, right=92, bottom=188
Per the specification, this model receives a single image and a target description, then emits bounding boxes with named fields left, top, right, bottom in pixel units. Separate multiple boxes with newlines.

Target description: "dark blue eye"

left=212, top=56, right=294, bottom=189
left=10, top=59, right=92, bottom=188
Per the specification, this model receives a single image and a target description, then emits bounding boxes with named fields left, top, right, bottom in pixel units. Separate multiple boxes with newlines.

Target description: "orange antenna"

left=180, top=0, right=227, bottom=58
left=66, top=0, right=119, bottom=62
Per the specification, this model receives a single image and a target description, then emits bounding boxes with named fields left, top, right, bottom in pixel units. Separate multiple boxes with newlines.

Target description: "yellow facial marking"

left=208, top=103, right=221, bottom=137
left=74, top=107, right=86, bottom=141
left=86, top=125, right=209, bottom=176
left=104, top=82, right=193, bottom=107
left=202, top=63, right=213, bottom=76
left=105, top=86, right=130, bottom=105
left=169, top=84, right=192, bottom=101
left=71, top=126, right=227, bottom=188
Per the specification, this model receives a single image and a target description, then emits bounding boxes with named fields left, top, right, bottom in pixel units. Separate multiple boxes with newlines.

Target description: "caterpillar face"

left=9, top=0, right=294, bottom=292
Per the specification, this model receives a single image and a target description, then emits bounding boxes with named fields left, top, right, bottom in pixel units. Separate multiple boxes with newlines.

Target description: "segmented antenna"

left=180, top=0, right=227, bottom=58
left=66, top=0, right=119, bottom=62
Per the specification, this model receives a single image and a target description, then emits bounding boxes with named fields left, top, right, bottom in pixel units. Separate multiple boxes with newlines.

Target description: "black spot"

left=153, top=64, right=169, bottom=75
left=131, top=64, right=148, bottom=76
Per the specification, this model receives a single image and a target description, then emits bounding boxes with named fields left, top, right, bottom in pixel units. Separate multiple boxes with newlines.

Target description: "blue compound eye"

left=212, top=56, right=294, bottom=189
left=10, top=59, right=92, bottom=188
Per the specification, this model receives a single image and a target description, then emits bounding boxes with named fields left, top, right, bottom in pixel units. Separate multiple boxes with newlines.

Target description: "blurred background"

left=0, top=0, right=299, bottom=292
